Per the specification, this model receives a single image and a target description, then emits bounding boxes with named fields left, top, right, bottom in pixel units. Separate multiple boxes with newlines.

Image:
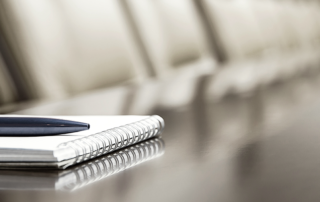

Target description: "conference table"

left=2, top=70, right=320, bottom=202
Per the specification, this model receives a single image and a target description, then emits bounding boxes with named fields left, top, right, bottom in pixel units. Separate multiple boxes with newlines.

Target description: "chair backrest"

left=250, top=0, right=320, bottom=52
left=276, top=1, right=308, bottom=50
left=282, top=1, right=320, bottom=48
left=200, top=0, right=265, bottom=61
left=249, top=0, right=288, bottom=52
left=0, top=0, right=147, bottom=99
left=124, top=0, right=216, bottom=77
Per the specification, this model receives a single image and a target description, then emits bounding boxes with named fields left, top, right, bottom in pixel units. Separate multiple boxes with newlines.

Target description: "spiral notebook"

left=0, top=137, right=165, bottom=191
left=0, top=115, right=164, bottom=169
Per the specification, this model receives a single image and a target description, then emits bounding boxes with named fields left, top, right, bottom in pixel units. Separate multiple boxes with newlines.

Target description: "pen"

left=0, top=117, right=90, bottom=135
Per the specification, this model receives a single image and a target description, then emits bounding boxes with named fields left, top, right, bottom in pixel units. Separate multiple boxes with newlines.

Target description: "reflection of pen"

left=0, top=117, right=90, bottom=135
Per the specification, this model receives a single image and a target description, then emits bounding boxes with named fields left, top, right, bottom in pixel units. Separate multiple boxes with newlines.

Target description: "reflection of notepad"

left=0, top=115, right=164, bottom=169
left=0, top=137, right=165, bottom=191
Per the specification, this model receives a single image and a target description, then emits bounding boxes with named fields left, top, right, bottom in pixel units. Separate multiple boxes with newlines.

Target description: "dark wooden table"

left=2, top=71, right=320, bottom=202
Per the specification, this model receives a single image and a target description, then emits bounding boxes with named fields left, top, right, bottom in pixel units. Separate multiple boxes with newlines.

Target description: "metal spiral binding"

left=61, top=137, right=165, bottom=191
left=58, top=115, right=165, bottom=166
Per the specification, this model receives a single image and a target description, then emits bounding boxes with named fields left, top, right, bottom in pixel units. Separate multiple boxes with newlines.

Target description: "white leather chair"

left=0, top=0, right=147, bottom=100
left=201, top=0, right=320, bottom=100
left=124, top=0, right=215, bottom=77
left=276, top=1, right=320, bottom=77
left=201, top=0, right=265, bottom=61
left=200, top=0, right=268, bottom=98
left=124, top=0, right=217, bottom=110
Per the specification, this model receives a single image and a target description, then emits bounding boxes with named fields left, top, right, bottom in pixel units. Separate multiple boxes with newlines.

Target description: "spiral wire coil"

left=61, top=137, right=165, bottom=191
left=58, top=115, right=165, bottom=166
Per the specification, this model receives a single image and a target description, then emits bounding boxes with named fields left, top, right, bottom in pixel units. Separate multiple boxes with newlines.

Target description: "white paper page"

left=0, top=115, right=148, bottom=151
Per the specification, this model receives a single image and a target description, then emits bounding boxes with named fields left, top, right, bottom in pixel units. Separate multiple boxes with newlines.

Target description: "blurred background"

left=1, top=1, right=320, bottom=201
left=0, top=0, right=319, bottom=114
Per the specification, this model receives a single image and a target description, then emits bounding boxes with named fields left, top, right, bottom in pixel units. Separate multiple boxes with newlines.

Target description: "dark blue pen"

left=0, top=117, right=90, bottom=135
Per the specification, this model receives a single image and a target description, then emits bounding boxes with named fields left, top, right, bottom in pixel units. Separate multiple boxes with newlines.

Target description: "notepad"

left=0, top=115, right=164, bottom=169
left=0, top=137, right=165, bottom=191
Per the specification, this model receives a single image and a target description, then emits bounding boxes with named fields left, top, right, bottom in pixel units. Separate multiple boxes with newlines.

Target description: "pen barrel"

left=0, top=117, right=89, bottom=135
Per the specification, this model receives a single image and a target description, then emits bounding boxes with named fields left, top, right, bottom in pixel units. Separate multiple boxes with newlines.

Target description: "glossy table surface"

left=3, top=70, right=320, bottom=202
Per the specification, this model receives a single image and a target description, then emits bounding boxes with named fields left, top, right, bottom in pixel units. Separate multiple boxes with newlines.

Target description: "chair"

left=123, top=0, right=217, bottom=110
left=199, top=0, right=268, bottom=98
left=200, top=0, right=320, bottom=100
left=275, top=1, right=320, bottom=76
left=0, top=0, right=147, bottom=100
left=200, top=0, right=265, bottom=61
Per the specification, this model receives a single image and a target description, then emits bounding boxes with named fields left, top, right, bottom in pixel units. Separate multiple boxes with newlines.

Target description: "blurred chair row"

left=0, top=0, right=320, bottom=111
left=205, top=0, right=320, bottom=97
